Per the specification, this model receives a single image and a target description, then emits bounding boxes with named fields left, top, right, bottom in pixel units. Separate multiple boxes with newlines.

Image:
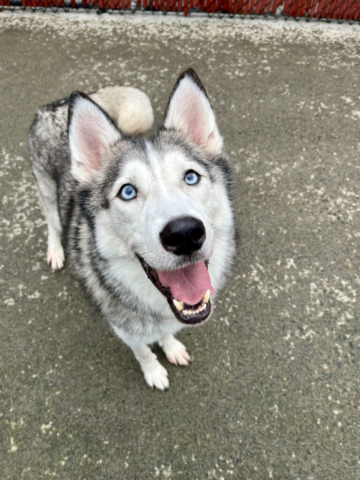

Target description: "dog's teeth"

left=202, top=290, right=210, bottom=304
left=173, top=299, right=184, bottom=312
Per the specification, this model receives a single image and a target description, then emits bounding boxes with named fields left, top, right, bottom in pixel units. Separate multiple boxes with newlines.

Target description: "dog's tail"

left=90, top=86, right=154, bottom=136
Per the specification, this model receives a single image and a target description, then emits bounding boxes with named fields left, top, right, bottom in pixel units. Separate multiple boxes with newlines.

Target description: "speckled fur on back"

left=28, top=70, right=236, bottom=390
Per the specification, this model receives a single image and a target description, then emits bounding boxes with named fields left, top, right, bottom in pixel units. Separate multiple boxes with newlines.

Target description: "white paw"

left=47, top=245, right=65, bottom=271
left=160, top=335, right=191, bottom=366
left=143, top=361, right=169, bottom=391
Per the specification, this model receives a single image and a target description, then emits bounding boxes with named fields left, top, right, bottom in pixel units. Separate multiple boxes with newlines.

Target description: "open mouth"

left=137, top=255, right=214, bottom=325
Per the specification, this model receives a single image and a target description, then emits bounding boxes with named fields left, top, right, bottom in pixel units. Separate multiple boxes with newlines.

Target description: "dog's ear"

left=163, top=69, right=223, bottom=156
left=68, top=92, right=121, bottom=184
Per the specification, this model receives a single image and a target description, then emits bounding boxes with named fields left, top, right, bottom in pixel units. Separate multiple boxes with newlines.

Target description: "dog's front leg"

left=158, top=334, right=191, bottom=366
left=130, top=343, right=169, bottom=391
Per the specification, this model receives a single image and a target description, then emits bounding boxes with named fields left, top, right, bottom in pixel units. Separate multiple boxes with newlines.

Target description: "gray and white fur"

left=28, top=69, right=235, bottom=390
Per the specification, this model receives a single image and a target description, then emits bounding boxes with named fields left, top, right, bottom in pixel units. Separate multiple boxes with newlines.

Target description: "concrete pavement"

left=1, top=11, right=360, bottom=479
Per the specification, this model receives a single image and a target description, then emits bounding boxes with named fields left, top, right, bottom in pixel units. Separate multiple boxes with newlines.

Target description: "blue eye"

left=119, top=184, right=137, bottom=201
left=184, top=170, right=200, bottom=185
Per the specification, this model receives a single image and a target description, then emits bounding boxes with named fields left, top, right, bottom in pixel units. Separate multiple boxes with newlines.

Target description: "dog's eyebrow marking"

left=101, top=140, right=148, bottom=202
left=101, top=149, right=128, bottom=202
left=149, top=134, right=215, bottom=182
left=169, top=138, right=215, bottom=182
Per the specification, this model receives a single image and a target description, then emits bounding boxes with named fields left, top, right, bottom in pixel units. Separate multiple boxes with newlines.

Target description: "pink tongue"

left=157, top=262, right=214, bottom=306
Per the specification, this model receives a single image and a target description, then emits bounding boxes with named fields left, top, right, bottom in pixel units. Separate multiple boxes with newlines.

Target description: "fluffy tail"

left=90, top=86, right=154, bottom=135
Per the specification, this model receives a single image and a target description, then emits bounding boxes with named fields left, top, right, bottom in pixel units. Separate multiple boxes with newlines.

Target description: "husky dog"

left=29, top=69, right=235, bottom=390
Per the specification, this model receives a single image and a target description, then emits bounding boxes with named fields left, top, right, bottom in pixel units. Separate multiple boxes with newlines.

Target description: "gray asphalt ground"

left=1, top=11, right=360, bottom=480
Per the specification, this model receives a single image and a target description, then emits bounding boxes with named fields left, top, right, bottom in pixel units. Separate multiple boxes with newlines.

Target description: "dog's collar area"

left=136, top=254, right=212, bottom=325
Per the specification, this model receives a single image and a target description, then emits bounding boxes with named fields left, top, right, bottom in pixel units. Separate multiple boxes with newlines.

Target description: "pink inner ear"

left=164, top=75, right=222, bottom=155
left=74, top=110, right=110, bottom=174
left=168, top=84, right=216, bottom=150
left=81, top=125, right=102, bottom=171
left=181, top=90, right=206, bottom=146
left=70, top=96, right=121, bottom=183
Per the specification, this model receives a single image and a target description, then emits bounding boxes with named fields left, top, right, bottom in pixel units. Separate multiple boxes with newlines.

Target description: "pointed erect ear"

left=68, top=92, right=121, bottom=184
left=163, top=69, right=223, bottom=156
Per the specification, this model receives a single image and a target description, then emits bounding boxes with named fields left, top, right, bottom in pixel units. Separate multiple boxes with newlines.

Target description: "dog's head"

left=68, top=69, right=234, bottom=325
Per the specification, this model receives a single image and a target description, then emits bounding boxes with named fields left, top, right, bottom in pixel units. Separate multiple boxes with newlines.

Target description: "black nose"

left=160, top=216, right=206, bottom=256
